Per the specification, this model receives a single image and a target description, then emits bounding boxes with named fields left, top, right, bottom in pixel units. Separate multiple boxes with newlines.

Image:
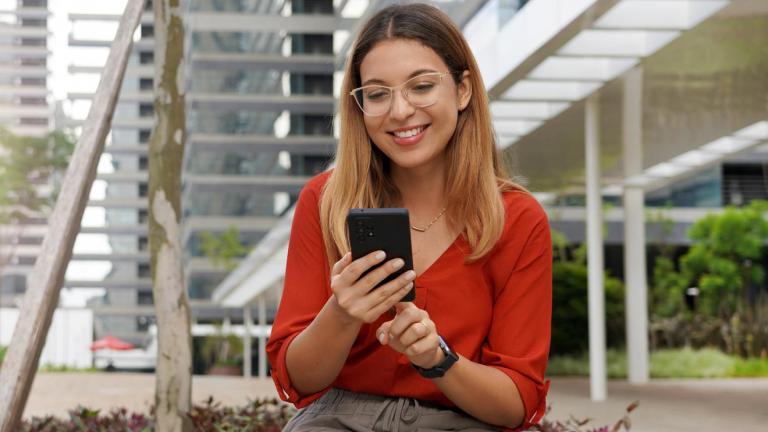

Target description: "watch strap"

left=412, top=335, right=459, bottom=378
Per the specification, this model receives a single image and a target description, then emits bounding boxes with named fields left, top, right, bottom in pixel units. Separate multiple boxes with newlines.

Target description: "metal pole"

left=258, top=296, right=267, bottom=378
left=623, top=67, right=650, bottom=383
left=243, top=304, right=252, bottom=378
left=586, top=95, right=607, bottom=401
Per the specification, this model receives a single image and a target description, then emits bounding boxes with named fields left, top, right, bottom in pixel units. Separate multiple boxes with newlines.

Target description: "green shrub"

left=0, top=346, right=6, bottom=366
left=20, top=398, right=294, bottom=431
left=547, top=347, right=768, bottom=378
left=732, top=356, right=768, bottom=377
left=547, top=349, right=627, bottom=379
left=650, top=347, right=734, bottom=378
left=551, top=262, right=625, bottom=356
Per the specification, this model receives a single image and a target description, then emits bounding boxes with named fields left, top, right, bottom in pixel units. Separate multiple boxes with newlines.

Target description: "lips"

left=388, top=124, right=430, bottom=146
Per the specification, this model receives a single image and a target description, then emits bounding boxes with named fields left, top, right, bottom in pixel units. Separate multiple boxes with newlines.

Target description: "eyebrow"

left=361, top=68, right=440, bottom=86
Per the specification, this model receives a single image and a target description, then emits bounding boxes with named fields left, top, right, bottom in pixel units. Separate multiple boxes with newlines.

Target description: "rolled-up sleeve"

left=266, top=175, right=332, bottom=407
left=482, top=199, right=552, bottom=430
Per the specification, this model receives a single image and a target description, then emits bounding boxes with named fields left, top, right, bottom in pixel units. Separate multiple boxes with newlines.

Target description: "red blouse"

left=267, top=171, right=552, bottom=430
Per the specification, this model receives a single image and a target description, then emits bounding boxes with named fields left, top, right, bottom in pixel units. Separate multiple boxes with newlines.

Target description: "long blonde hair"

left=320, top=3, right=523, bottom=264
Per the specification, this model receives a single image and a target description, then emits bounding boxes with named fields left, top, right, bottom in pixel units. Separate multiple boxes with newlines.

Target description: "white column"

left=243, top=304, right=252, bottom=378
left=258, top=297, right=267, bottom=378
left=586, top=95, right=607, bottom=401
left=623, top=67, right=650, bottom=383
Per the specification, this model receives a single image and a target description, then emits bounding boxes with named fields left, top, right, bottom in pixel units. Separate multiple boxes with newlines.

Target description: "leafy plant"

left=547, top=347, right=768, bottom=378
left=551, top=261, right=625, bottom=356
left=529, top=401, right=638, bottom=432
left=20, top=406, right=153, bottom=432
left=19, top=398, right=295, bottom=431
left=680, top=200, right=768, bottom=320
left=199, top=226, right=248, bottom=271
left=199, top=331, right=244, bottom=368
left=187, top=397, right=294, bottom=431
left=0, top=128, right=74, bottom=273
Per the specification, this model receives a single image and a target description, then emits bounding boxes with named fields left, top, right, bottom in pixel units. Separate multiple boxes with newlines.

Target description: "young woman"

left=267, top=3, right=551, bottom=431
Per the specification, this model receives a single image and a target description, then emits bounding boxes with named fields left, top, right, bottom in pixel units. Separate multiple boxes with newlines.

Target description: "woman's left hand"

left=376, top=302, right=444, bottom=369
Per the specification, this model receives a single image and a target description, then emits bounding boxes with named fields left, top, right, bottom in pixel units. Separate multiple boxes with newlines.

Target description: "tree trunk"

left=150, top=1, right=193, bottom=431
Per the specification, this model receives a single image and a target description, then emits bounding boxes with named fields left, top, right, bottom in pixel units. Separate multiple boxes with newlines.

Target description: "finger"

left=338, top=250, right=387, bottom=286
left=364, top=281, right=414, bottom=324
left=376, top=321, right=392, bottom=345
left=388, top=304, right=423, bottom=338
left=331, top=252, right=351, bottom=277
left=361, top=268, right=414, bottom=305
left=398, top=321, right=432, bottom=347
left=354, top=258, right=408, bottom=293
left=406, top=333, right=440, bottom=359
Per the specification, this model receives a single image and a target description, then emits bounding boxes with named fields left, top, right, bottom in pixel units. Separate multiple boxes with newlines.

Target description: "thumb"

left=394, top=301, right=413, bottom=314
left=376, top=321, right=392, bottom=345
left=331, top=252, right=351, bottom=277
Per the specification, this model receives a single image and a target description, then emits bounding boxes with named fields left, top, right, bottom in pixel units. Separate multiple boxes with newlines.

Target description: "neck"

left=390, top=157, right=447, bottom=212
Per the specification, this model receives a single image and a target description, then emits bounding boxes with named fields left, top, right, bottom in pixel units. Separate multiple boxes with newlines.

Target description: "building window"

left=138, top=263, right=151, bottom=278
left=138, top=209, right=149, bottom=224
left=139, top=129, right=151, bottom=143
left=138, top=292, right=153, bottom=305
left=139, top=51, right=154, bottom=65
left=139, top=156, right=148, bottom=171
left=139, top=182, right=148, bottom=197
left=139, top=103, right=154, bottom=117
left=141, top=24, right=154, bottom=39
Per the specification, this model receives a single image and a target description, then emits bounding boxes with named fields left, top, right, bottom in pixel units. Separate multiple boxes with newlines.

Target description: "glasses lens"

left=354, top=86, right=391, bottom=116
left=405, top=74, right=442, bottom=107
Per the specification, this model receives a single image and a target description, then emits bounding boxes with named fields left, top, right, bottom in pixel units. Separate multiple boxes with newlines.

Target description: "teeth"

left=394, top=126, right=425, bottom=138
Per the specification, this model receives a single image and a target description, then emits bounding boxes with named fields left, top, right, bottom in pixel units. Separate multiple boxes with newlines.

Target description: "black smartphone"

left=347, top=208, right=416, bottom=302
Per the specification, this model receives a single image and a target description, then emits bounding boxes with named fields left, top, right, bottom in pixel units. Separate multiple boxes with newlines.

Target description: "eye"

left=410, top=82, right=436, bottom=93
left=365, top=88, right=390, bottom=101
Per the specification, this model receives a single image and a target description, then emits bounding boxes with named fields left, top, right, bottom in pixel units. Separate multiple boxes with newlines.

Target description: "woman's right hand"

left=330, top=251, right=416, bottom=324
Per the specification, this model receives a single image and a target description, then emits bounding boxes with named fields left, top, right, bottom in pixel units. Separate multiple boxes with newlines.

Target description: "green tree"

left=646, top=206, right=688, bottom=318
left=550, top=228, right=625, bottom=356
left=681, top=201, right=768, bottom=319
left=0, top=128, right=74, bottom=270
left=678, top=200, right=768, bottom=356
left=199, top=226, right=248, bottom=271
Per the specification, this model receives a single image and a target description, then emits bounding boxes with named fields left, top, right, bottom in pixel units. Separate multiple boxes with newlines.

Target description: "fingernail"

left=376, top=251, right=386, bottom=260
left=392, top=259, right=404, bottom=269
left=377, top=332, right=385, bottom=344
left=404, top=270, right=416, bottom=281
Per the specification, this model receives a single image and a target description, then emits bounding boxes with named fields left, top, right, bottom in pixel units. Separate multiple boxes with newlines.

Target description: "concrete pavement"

left=23, top=373, right=768, bottom=431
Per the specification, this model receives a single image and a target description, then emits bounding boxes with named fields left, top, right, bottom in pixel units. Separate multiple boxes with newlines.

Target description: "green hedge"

left=547, top=347, right=768, bottom=378
left=551, top=262, right=625, bottom=356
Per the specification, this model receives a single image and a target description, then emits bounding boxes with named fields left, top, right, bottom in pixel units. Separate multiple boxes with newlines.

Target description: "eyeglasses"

left=350, top=72, right=452, bottom=117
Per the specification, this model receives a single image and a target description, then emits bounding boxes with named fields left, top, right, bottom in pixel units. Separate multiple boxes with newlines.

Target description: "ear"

left=457, top=70, right=472, bottom=111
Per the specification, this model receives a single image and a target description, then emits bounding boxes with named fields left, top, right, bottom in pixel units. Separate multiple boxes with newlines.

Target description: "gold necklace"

left=411, top=207, right=447, bottom=233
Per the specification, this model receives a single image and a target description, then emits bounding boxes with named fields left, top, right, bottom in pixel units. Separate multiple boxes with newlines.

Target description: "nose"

left=389, top=89, right=415, bottom=121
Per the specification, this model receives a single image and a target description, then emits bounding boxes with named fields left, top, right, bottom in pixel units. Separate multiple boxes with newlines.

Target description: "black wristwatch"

left=412, top=335, right=459, bottom=378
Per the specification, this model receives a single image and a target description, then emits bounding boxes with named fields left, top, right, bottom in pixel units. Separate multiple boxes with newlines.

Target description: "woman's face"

left=357, top=38, right=471, bottom=172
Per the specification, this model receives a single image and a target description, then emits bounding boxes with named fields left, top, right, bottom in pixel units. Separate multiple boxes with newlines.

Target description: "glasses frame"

left=349, top=71, right=454, bottom=117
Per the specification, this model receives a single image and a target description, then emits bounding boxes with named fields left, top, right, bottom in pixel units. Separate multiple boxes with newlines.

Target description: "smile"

left=392, top=125, right=427, bottom=138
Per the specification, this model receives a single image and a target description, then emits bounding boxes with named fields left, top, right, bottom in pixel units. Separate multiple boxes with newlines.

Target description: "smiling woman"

left=267, top=3, right=552, bottom=432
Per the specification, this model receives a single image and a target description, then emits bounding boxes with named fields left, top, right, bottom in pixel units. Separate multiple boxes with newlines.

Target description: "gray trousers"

left=283, top=388, right=500, bottom=432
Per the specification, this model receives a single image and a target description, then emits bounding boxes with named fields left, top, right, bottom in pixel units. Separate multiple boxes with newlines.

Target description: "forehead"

left=359, top=38, right=449, bottom=84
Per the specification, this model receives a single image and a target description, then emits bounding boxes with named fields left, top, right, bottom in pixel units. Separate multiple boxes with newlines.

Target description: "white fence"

left=0, top=308, right=93, bottom=369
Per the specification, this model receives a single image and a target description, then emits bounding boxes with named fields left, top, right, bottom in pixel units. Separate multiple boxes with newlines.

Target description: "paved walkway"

left=23, top=373, right=768, bottom=431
